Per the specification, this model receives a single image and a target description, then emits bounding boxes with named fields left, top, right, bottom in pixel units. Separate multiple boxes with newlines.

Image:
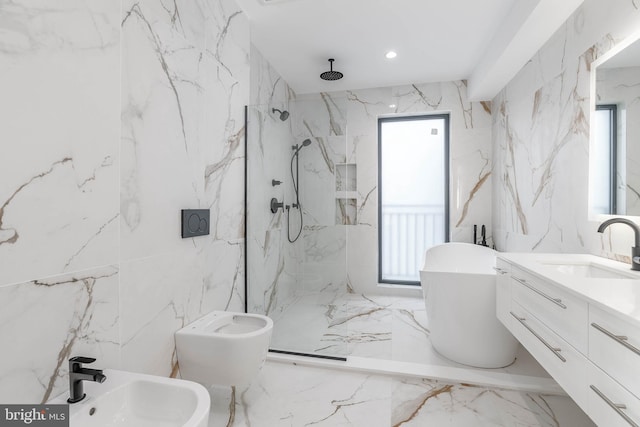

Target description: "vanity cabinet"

left=497, top=255, right=640, bottom=427
left=589, top=362, right=640, bottom=427
left=494, top=259, right=511, bottom=325
left=510, top=265, right=588, bottom=354
left=509, top=299, right=591, bottom=409
left=589, top=305, right=640, bottom=401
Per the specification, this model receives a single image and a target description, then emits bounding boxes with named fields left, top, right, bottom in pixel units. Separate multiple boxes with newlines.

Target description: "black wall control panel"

left=181, top=209, right=210, bottom=238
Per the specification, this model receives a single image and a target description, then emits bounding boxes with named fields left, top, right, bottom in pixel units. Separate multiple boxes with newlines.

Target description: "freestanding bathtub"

left=419, top=242, right=518, bottom=368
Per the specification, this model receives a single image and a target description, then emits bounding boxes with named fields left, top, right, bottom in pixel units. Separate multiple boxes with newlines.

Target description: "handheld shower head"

left=292, top=139, right=313, bottom=153
left=272, top=108, right=289, bottom=121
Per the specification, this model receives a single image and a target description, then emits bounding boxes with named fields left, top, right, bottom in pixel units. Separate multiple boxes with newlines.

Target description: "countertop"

left=497, top=253, right=640, bottom=327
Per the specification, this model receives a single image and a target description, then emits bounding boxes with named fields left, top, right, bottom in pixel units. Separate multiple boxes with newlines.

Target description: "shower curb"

left=266, top=353, right=565, bottom=395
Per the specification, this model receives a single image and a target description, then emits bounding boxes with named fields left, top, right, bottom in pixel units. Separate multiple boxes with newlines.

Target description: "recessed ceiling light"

left=389, top=104, right=396, bottom=108
left=385, top=51, right=397, bottom=59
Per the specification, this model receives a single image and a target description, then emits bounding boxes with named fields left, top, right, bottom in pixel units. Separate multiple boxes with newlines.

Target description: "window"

left=378, top=114, right=450, bottom=284
left=592, top=104, right=617, bottom=214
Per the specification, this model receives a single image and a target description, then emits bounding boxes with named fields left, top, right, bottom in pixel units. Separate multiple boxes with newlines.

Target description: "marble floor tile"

left=391, top=377, right=594, bottom=427
left=205, top=361, right=594, bottom=427
left=207, top=362, right=391, bottom=427
left=269, top=293, right=549, bottom=381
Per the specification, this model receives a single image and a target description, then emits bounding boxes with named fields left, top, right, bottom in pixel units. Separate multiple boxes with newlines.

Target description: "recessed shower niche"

left=336, top=198, right=357, bottom=225
left=336, top=163, right=356, bottom=192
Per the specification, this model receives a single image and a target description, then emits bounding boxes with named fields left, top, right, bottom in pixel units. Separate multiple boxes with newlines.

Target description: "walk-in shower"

left=246, top=98, right=350, bottom=358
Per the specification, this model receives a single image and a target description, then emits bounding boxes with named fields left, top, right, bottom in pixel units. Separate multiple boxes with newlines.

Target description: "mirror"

left=590, top=32, right=640, bottom=216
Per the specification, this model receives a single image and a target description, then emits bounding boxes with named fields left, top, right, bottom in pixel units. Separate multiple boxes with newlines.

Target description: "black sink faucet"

left=67, top=356, right=106, bottom=403
left=597, top=218, right=640, bottom=271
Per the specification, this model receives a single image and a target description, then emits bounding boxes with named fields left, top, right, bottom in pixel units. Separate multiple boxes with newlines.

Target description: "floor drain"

left=89, top=407, right=96, bottom=416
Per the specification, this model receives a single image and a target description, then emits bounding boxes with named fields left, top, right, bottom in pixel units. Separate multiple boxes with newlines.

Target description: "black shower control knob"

left=270, top=198, right=284, bottom=214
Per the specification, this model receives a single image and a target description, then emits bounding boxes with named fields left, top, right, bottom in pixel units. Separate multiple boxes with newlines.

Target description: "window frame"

left=377, top=113, right=450, bottom=286
left=595, top=104, right=618, bottom=214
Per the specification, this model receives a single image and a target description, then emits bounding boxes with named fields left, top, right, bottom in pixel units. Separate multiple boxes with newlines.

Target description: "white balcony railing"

left=380, top=204, right=445, bottom=282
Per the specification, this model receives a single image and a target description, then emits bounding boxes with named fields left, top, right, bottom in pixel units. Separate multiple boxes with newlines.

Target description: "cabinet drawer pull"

left=510, top=311, right=566, bottom=362
left=512, top=276, right=567, bottom=309
left=493, top=267, right=508, bottom=275
left=590, top=385, right=638, bottom=427
left=591, top=323, right=640, bottom=357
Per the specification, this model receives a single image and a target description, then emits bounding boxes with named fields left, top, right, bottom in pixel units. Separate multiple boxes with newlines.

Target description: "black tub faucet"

left=67, top=356, right=106, bottom=403
left=597, top=218, right=640, bottom=271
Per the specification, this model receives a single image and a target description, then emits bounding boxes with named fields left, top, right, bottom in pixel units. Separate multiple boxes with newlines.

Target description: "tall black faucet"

left=597, top=218, right=640, bottom=271
left=67, top=356, right=106, bottom=403
left=481, top=225, right=487, bottom=247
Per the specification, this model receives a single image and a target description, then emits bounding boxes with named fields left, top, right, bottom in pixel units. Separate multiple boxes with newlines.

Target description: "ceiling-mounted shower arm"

left=320, top=58, right=344, bottom=81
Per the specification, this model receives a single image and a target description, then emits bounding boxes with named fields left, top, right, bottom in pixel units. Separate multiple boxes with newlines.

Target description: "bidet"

left=50, top=369, right=210, bottom=427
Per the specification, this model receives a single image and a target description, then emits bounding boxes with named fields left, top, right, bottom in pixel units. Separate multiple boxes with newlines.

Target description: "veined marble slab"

left=0, top=266, right=119, bottom=404
left=268, top=293, right=557, bottom=394
left=205, top=360, right=593, bottom=427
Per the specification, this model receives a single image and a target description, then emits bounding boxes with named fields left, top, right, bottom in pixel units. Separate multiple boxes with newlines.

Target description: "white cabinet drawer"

left=588, top=363, right=640, bottom=427
left=510, top=301, right=590, bottom=411
left=511, top=267, right=588, bottom=353
left=495, top=259, right=511, bottom=327
left=590, top=305, right=640, bottom=400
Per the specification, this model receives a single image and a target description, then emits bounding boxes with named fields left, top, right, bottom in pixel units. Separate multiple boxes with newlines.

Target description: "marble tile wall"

left=492, top=0, right=640, bottom=257
left=293, top=83, right=493, bottom=295
left=0, top=0, right=248, bottom=403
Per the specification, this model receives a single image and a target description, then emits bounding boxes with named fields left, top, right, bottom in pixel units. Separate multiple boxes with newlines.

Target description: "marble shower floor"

left=206, top=360, right=595, bottom=427
left=269, top=293, right=551, bottom=383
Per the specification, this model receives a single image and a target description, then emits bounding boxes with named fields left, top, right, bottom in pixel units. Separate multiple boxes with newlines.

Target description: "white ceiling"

left=600, top=36, right=640, bottom=69
left=236, top=0, right=584, bottom=100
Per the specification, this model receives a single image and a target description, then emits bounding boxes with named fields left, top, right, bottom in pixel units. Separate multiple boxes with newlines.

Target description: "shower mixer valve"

left=270, top=198, right=284, bottom=214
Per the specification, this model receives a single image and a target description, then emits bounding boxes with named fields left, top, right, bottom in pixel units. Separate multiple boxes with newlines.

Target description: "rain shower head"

left=272, top=108, right=290, bottom=121
left=320, top=59, right=343, bottom=81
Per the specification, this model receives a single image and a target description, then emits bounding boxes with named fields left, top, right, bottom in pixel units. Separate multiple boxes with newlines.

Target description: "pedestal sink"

left=50, top=370, right=210, bottom=427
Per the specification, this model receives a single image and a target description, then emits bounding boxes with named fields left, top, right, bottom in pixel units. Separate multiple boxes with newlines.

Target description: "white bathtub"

left=419, top=242, right=518, bottom=368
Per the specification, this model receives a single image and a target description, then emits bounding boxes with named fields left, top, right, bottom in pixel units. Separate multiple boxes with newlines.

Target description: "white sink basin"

left=543, top=262, right=637, bottom=279
left=50, top=369, right=210, bottom=427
